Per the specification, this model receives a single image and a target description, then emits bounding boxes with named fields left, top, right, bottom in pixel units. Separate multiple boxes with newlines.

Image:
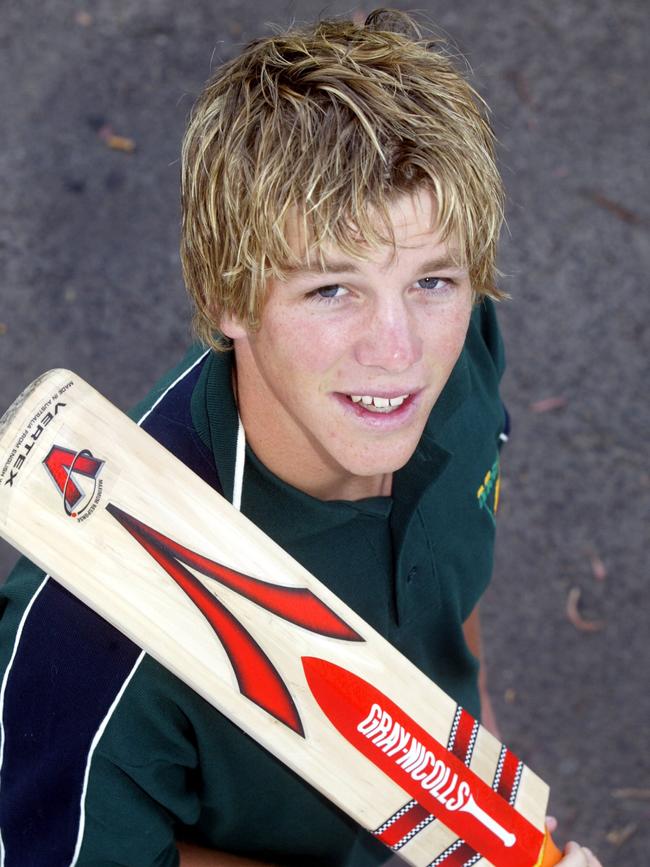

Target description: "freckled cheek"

left=266, top=315, right=350, bottom=379
left=424, top=306, right=471, bottom=356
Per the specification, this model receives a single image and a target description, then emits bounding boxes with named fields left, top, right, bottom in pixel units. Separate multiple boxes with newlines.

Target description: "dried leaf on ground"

left=75, top=11, right=92, bottom=27
left=612, top=788, right=650, bottom=800
left=106, top=135, right=136, bottom=153
left=582, top=190, right=647, bottom=226
left=566, top=587, right=604, bottom=632
left=98, top=124, right=136, bottom=153
left=588, top=551, right=607, bottom=582
left=0, top=323, right=7, bottom=335
left=529, top=396, right=567, bottom=413
left=505, top=69, right=536, bottom=108
left=605, top=823, right=637, bottom=846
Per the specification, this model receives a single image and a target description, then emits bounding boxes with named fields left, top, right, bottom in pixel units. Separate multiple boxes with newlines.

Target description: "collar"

left=191, top=348, right=241, bottom=503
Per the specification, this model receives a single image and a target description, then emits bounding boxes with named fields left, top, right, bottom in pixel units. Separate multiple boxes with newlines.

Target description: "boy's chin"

left=341, top=448, right=418, bottom=481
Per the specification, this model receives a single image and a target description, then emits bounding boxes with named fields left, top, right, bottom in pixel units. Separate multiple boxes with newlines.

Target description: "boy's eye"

left=416, top=276, right=448, bottom=291
left=311, top=284, right=348, bottom=300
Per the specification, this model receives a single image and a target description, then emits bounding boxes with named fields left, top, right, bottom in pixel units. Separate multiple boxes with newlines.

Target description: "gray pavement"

left=1, top=1, right=648, bottom=864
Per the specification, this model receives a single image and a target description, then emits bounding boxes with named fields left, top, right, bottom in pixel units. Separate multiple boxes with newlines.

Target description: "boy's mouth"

left=346, top=393, right=410, bottom=414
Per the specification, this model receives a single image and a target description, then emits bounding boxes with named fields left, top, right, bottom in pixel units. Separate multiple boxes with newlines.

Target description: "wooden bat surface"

left=0, top=370, right=561, bottom=867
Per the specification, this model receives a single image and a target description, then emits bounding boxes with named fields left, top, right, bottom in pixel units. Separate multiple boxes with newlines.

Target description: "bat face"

left=0, top=370, right=560, bottom=867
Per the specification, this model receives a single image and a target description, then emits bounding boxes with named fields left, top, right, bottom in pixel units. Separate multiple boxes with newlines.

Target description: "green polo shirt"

left=0, top=299, right=506, bottom=867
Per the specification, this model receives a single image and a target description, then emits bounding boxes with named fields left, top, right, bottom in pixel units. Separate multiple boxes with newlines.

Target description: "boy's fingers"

left=563, top=841, right=602, bottom=866
left=545, top=815, right=558, bottom=832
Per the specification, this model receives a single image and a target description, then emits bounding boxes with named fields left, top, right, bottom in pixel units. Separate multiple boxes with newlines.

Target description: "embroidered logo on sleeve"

left=476, top=457, right=500, bottom=525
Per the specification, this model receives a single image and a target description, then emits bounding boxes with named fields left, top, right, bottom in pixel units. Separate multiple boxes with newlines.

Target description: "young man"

left=0, top=10, right=600, bottom=867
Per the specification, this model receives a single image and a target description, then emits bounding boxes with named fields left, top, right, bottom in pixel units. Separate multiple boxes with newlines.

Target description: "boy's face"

left=222, top=189, right=473, bottom=499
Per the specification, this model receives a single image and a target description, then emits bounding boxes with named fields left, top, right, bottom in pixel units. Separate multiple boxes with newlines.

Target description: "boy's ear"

left=219, top=312, right=249, bottom=341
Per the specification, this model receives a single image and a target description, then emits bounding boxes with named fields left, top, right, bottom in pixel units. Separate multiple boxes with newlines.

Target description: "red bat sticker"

left=302, top=657, right=545, bottom=867
left=43, top=445, right=104, bottom=516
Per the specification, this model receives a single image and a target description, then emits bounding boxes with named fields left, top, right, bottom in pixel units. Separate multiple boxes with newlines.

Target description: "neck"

left=244, top=423, right=393, bottom=501
left=302, top=469, right=393, bottom=501
left=232, top=360, right=392, bottom=502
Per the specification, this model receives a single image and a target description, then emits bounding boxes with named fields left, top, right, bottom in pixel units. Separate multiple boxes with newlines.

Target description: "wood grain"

left=0, top=370, right=557, bottom=867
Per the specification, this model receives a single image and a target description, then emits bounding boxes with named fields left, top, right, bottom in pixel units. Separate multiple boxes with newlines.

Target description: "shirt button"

left=406, top=566, right=418, bottom=583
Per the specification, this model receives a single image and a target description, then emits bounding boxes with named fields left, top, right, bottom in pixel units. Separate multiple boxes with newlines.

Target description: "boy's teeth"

left=348, top=394, right=409, bottom=412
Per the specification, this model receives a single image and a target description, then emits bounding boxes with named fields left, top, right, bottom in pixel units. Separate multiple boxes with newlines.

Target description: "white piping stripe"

left=137, top=349, right=210, bottom=426
left=232, top=415, right=246, bottom=511
left=69, top=651, right=146, bottom=866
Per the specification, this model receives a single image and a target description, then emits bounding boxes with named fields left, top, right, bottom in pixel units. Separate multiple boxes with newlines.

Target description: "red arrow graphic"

left=105, top=503, right=361, bottom=736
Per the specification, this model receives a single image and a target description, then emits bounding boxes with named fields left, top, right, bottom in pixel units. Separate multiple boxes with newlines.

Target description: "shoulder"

left=130, top=343, right=223, bottom=488
left=128, top=343, right=211, bottom=423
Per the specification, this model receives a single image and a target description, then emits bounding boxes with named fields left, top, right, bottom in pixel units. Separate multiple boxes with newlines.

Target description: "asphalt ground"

left=1, top=2, right=648, bottom=864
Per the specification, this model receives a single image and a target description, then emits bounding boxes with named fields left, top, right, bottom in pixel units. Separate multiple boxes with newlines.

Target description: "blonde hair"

left=181, top=9, right=505, bottom=348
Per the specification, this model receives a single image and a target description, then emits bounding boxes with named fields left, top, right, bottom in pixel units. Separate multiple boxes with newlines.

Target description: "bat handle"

left=537, top=829, right=563, bottom=866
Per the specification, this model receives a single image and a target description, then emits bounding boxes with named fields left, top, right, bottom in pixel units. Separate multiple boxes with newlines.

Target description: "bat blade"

left=0, top=370, right=559, bottom=867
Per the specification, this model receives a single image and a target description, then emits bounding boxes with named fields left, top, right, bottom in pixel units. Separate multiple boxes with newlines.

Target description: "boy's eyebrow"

left=288, top=253, right=466, bottom=276
left=287, top=258, right=362, bottom=275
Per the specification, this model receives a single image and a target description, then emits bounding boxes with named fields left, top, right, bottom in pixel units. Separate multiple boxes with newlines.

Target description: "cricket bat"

left=0, top=369, right=562, bottom=867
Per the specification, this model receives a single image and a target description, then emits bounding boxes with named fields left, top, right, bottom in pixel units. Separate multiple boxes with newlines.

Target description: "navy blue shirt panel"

left=139, top=356, right=221, bottom=494
left=0, top=581, right=141, bottom=867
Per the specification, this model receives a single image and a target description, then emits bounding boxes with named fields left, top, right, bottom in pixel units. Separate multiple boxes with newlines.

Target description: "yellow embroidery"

left=476, top=457, right=500, bottom=523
